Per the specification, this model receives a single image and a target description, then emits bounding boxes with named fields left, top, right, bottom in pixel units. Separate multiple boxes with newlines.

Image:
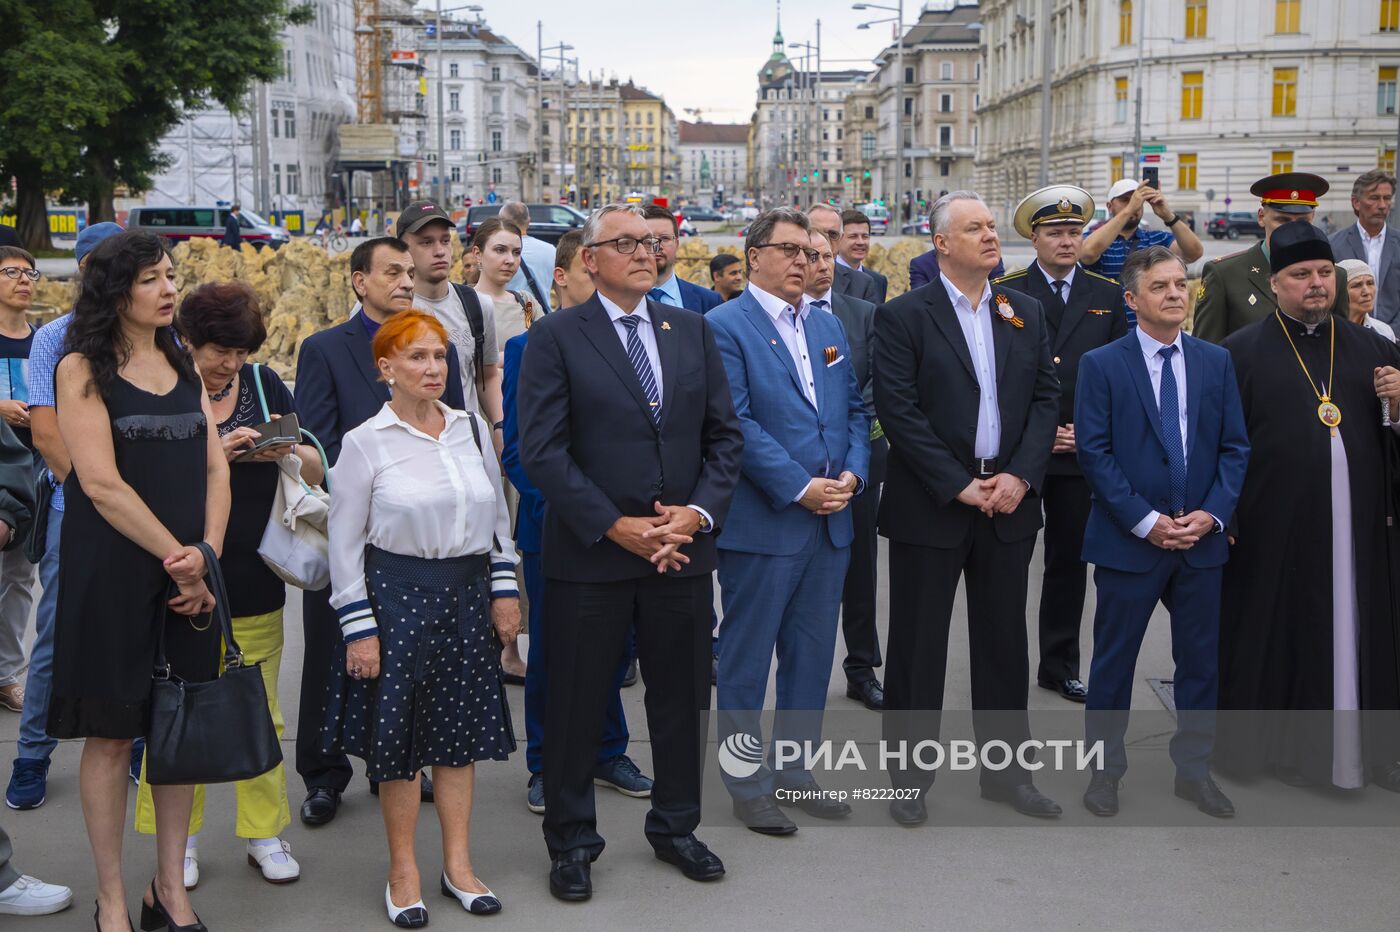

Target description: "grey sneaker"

left=526, top=773, right=545, bottom=814
left=592, top=754, right=654, bottom=798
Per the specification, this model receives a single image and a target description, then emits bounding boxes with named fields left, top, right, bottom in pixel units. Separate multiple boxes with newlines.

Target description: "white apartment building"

left=678, top=122, right=750, bottom=206
left=975, top=0, right=1400, bottom=229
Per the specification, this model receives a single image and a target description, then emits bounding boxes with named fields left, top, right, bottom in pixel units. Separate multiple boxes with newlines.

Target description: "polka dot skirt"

left=321, top=547, right=516, bottom=781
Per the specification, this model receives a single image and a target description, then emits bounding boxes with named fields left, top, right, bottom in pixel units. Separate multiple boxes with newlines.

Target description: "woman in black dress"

left=47, top=232, right=230, bottom=932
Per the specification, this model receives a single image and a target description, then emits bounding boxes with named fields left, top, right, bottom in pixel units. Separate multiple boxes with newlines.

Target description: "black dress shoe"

left=980, top=783, right=1063, bottom=818
left=731, top=795, right=798, bottom=835
left=650, top=833, right=725, bottom=882
left=1273, top=765, right=1316, bottom=787
left=549, top=849, right=592, bottom=902
left=1082, top=773, right=1120, bottom=816
left=889, top=795, right=927, bottom=825
left=1372, top=761, right=1400, bottom=793
left=775, top=781, right=852, bottom=819
left=845, top=679, right=885, bottom=711
left=1175, top=775, right=1235, bottom=818
left=1037, top=677, right=1088, bottom=703
left=299, top=787, right=341, bottom=826
left=621, top=658, right=638, bottom=688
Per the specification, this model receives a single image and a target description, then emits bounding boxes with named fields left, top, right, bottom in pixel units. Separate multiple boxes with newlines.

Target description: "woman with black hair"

left=45, top=231, right=230, bottom=932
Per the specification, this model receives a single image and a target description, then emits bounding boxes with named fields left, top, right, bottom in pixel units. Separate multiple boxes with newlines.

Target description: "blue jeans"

left=523, top=550, right=630, bottom=774
left=17, top=500, right=61, bottom=761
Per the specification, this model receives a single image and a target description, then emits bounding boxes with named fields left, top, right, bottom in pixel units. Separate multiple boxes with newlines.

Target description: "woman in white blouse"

left=324, top=310, right=521, bottom=927
left=1337, top=258, right=1397, bottom=341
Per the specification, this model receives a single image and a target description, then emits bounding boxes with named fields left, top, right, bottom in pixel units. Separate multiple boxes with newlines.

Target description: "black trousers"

left=542, top=573, right=712, bottom=859
left=882, top=516, right=1036, bottom=791
left=841, top=437, right=887, bottom=684
left=297, top=587, right=354, bottom=793
left=1036, top=473, right=1093, bottom=683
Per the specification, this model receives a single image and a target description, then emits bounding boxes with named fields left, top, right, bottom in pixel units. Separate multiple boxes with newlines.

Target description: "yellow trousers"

left=134, top=608, right=291, bottom=839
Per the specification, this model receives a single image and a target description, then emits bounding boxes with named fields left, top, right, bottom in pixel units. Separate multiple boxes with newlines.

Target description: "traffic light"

left=844, top=176, right=852, bottom=183
left=863, top=170, right=871, bottom=178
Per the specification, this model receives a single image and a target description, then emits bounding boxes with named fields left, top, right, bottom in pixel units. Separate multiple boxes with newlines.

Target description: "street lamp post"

left=538, top=39, right=574, bottom=203
left=855, top=1, right=905, bottom=224
left=435, top=4, right=484, bottom=206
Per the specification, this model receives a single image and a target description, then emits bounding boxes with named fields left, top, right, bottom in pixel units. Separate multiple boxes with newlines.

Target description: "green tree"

left=0, top=0, right=311, bottom=251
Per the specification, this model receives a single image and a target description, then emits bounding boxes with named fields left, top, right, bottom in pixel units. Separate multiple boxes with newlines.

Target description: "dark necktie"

left=810, top=298, right=830, bottom=313
left=1158, top=345, right=1185, bottom=516
left=1052, top=279, right=1067, bottom=307
left=648, top=287, right=669, bottom=305
left=619, top=314, right=661, bottom=424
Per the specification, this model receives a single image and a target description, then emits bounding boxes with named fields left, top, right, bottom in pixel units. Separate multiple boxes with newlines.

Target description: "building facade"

left=975, top=0, right=1400, bottom=229
left=868, top=1, right=981, bottom=222
left=841, top=81, right=880, bottom=207
left=619, top=82, right=680, bottom=200
left=678, top=121, right=750, bottom=206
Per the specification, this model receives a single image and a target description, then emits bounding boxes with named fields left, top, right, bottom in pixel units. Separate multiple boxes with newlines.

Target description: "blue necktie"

left=1158, top=345, right=1186, bottom=516
left=810, top=298, right=830, bottom=313
left=648, top=288, right=668, bottom=305
left=619, top=315, right=661, bottom=425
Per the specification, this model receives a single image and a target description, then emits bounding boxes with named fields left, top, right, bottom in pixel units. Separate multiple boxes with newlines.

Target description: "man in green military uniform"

left=1193, top=172, right=1348, bottom=343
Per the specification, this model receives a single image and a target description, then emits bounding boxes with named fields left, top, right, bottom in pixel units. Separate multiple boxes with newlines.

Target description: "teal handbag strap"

left=251, top=363, right=272, bottom=422
left=252, top=363, right=331, bottom=493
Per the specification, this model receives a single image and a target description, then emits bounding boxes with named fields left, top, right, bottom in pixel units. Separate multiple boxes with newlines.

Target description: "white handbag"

left=249, top=364, right=332, bottom=590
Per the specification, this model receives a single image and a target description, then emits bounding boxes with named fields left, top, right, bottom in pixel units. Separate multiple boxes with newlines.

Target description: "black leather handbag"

left=145, top=541, right=283, bottom=785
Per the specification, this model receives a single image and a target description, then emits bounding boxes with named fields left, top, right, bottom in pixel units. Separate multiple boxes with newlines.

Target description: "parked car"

left=1207, top=211, right=1264, bottom=240
left=456, top=202, right=587, bottom=244
left=856, top=204, right=891, bottom=235
left=126, top=205, right=290, bottom=249
left=901, top=216, right=931, bottom=236
left=677, top=206, right=725, bottom=223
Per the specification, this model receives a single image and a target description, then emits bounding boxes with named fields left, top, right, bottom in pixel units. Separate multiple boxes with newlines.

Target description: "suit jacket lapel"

left=833, top=265, right=852, bottom=298
left=1124, top=338, right=1168, bottom=452
left=651, top=300, right=680, bottom=426
left=578, top=295, right=658, bottom=430
left=1379, top=227, right=1399, bottom=292
left=803, top=311, right=827, bottom=414
left=990, top=287, right=1012, bottom=386
left=923, top=285, right=977, bottom=382
left=1183, top=336, right=1204, bottom=460
left=1054, top=269, right=1092, bottom=354
left=346, top=313, right=387, bottom=400
left=743, top=293, right=812, bottom=405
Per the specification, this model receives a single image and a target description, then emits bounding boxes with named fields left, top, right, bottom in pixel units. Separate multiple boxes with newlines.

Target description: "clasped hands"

left=1146, top=511, right=1216, bottom=551
left=163, top=544, right=215, bottom=616
left=609, top=501, right=704, bottom=574
left=957, top=473, right=1027, bottom=517
left=1374, top=366, right=1400, bottom=419
left=799, top=472, right=859, bottom=515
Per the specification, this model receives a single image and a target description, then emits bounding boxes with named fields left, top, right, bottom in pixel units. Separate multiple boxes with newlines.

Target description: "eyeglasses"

left=653, top=234, right=677, bottom=246
left=752, top=242, right=819, bottom=264
left=586, top=236, right=663, bottom=255
left=0, top=267, right=39, bottom=282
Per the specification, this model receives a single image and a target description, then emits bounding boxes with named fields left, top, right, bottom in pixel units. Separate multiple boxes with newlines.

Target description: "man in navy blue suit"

left=1075, top=245, right=1250, bottom=819
left=909, top=243, right=1005, bottom=291
left=292, top=237, right=467, bottom=825
left=642, top=204, right=723, bottom=313
left=708, top=210, right=869, bottom=835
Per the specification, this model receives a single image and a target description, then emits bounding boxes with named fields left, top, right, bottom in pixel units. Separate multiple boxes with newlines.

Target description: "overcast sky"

left=421, top=0, right=906, bottom=124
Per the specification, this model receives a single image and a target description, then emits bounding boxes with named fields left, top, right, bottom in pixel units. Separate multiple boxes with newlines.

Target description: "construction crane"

left=684, top=107, right=705, bottom=123
left=354, top=0, right=383, bottom=123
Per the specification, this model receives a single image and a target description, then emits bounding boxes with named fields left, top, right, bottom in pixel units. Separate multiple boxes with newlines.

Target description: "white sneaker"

left=183, top=846, right=199, bottom=890
left=247, top=838, right=301, bottom=884
left=0, top=874, right=74, bottom=916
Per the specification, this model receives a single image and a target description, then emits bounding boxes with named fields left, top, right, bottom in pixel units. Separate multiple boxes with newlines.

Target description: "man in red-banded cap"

left=1193, top=172, right=1350, bottom=343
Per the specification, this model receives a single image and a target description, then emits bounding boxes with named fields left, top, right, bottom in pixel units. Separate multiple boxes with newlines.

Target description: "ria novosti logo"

left=717, top=733, right=765, bottom=778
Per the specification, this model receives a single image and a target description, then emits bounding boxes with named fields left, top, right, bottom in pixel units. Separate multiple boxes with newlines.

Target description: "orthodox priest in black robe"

left=1217, top=221, right=1400, bottom=791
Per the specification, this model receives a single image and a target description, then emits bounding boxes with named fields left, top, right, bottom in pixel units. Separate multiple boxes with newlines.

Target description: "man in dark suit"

left=292, top=237, right=467, bottom=825
left=221, top=203, right=242, bottom=249
left=707, top=213, right=869, bottom=835
left=1075, top=245, right=1249, bottom=818
left=803, top=222, right=886, bottom=710
left=874, top=191, right=1061, bottom=825
left=810, top=206, right=884, bottom=305
left=641, top=204, right=723, bottom=313
left=910, top=243, right=1006, bottom=290
left=1330, top=169, right=1400, bottom=326
left=835, top=209, right=888, bottom=303
left=518, top=205, right=743, bottom=901
left=994, top=185, right=1129, bottom=703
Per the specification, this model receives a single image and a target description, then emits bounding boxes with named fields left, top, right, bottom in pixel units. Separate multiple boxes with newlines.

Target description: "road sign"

left=486, top=191, right=498, bottom=204
left=1142, top=154, right=1162, bottom=164
left=1141, top=144, right=1167, bottom=154
left=1224, top=197, right=1232, bottom=206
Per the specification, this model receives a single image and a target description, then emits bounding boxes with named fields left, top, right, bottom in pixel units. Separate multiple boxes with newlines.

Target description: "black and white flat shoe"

left=441, top=873, right=502, bottom=916
left=384, top=884, right=428, bottom=928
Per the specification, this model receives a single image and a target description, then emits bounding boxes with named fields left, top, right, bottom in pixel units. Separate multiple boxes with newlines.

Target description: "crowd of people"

left=0, top=166, right=1398, bottom=927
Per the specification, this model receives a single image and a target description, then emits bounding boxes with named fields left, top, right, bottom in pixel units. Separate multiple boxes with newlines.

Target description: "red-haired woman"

left=323, top=310, right=520, bottom=927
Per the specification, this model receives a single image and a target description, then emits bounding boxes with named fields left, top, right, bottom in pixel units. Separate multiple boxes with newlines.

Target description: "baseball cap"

left=397, top=200, right=453, bottom=236
left=75, top=222, right=125, bottom=264
left=1107, top=178, right=1140, bottom=203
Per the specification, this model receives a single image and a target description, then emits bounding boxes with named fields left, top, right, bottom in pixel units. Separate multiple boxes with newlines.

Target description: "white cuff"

left=687, top=505, right=715, bottom=532
left=1131, top=510, right=1161, bottom=539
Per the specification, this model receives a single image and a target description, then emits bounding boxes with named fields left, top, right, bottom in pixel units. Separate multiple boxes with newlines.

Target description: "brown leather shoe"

left=0, top=683, right=23, bottom=713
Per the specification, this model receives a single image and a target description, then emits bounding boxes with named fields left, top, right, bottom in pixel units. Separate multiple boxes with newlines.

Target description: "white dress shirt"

left=1129, top=327, right=1195, bottom=539
left=1359, top=222, right=1387, bottom=285
left=940, top=273, right=1001, bottom=459
left=328, top=402, right=519, bottom=642
left=1039, top=263, right=1077, bottom=302
left=598, top=291, right=664, bottom=406
left=748, top=283, right=818, bottom=410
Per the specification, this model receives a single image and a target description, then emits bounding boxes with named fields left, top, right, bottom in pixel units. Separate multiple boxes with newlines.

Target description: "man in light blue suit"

left=643, top=205, right=724, bottom=313
left=707, top=209, right=870, bottom=835
left=1074, top=245, right=1249, bottom=820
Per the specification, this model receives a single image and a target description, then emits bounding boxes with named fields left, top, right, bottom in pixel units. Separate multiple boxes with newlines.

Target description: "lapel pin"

left=1248, top=293, right=1257, bottom=306
left=661, top=321, right=671, bottom=331
left=1251, top=266, right=1261, bottom=274
left=771, top=339, right=778, bottom=345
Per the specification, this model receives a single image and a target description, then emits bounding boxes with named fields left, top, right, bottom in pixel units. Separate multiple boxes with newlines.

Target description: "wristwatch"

left=694, top=509, right=712, bottom=532
left=1166, top=214, right=1184, bottom=227
left=492, top=420, right=504, bottom=430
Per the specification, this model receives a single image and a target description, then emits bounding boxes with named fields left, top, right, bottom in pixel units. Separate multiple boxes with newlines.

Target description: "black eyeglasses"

left=751, top=242, right=819, bottom=264
left=587, top=236, right=663, bottom=255
left=0, top=268, right=40, bottom=282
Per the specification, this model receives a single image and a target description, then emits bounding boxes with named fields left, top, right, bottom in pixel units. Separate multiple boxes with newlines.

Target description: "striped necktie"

left=618, top=314, right=661, bottom=424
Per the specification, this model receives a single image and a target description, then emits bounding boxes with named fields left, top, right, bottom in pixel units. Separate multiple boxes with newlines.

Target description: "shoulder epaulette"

left=1081, top=268, right=1119, bottom=285
left=1213, top=248, right=1251, bottom=263
left=991, top=269, right=1028, bottom=284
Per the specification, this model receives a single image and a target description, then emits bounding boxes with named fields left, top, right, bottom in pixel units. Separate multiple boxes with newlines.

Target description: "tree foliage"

left=0, top=0, right=312, bottom=249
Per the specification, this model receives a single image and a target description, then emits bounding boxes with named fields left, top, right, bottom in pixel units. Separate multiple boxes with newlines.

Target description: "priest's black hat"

left=1269, top=220, right=1334, bottom=274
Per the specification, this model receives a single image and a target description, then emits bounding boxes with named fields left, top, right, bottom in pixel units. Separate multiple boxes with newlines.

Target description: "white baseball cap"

left=1107, top=178, right=1140, bottom=202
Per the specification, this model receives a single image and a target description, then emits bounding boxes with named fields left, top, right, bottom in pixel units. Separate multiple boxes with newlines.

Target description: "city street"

left=4, top=536, right=1399, bottom=931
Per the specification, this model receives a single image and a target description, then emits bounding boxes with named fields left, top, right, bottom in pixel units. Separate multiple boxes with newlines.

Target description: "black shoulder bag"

left=451, top=282, right=488, bottom=390
left=145, top=541, right=283, bottom=785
